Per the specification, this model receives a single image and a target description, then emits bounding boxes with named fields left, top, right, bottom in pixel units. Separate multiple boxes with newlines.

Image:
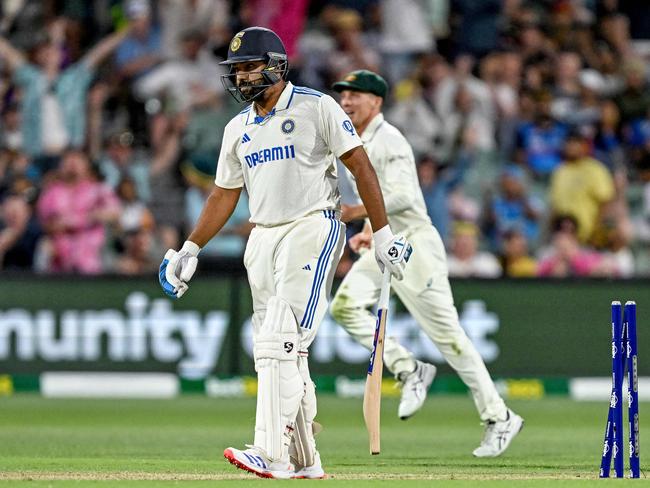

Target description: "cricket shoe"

left=293, top=451, right=326, bottom=479
left=224, top=446, right=294, bottom=479
left=397, top=361, right=437, bottom=420
left=472, top=409, right=524, bottom=457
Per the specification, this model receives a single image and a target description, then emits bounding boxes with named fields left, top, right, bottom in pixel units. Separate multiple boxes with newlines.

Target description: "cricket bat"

left=363, top=268, right=392, bottom=455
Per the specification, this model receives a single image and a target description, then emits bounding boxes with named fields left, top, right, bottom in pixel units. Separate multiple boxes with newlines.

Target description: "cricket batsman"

left=330, top=70, right=523, bottom=457
left=158, top=29, right=412, bottom=478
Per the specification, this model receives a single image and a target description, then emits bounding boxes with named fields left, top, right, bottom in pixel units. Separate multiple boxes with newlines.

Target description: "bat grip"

left=377, top=269, right=391, bottom=310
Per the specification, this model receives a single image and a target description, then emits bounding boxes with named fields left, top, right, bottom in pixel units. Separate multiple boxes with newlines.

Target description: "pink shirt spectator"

left=537, top=250, right=604, bottom=277
left=243, top=0, right=308, bottom=60
left=37, top=180, right=120, bottom=274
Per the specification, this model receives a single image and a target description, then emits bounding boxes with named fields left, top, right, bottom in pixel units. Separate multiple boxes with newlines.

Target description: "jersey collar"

left=245, top=82, right=295, bottom=125
left=360, top=113, right=384, bottom=144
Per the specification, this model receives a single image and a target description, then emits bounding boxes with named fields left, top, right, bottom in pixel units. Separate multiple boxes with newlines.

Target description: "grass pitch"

left=0, top=394, right=646, bottom=486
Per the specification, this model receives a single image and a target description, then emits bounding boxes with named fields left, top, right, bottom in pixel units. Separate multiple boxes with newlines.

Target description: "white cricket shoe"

left=398, top=361, right=437, bottom=420
left=224, top=446, right=294, bottom=479
left=472, top=409, right=524, bottom=457
left=293, top=451, right=326, bottom=479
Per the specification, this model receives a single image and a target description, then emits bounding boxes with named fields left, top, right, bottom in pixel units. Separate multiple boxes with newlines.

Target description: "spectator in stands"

left=452, top=0, right=501, bottom=59
left=550, top=51, right=583, bottom=123
left=159, top=0, right=231, bottom=60
left=147, top=115, right=187, bottom=251
left=324, top=8, right=380, bottom=84
left=499, top=227, right=537, bottom=278
left=417, top=152, right=471, bottom=245
left=379, top=0, right=436, bottom=83
left=114, top=227, right=158, bottom=275
left=516, top=20, right=554, bottom=68
left=240, top=0, right=309, bottom=62
left=483, top=164, right=543, bottom=251
left=632, top=147, right=650, bottom=238
left=0, top=193, right=41, bottom=270
left=438, top=83, right=495, bottom=164
left=561, top=71, right=603, bottom=130
left=134, top=27, right=225, bottom=150
left=549, top=131, right=615, bottom=243
left=447, top=221, right=501, bottom=278
left=480, top=51, right=521, bottom=156
left=115, top=0, right=161, bottom=81
left=537, top=215, right=618, bottom=278
left=436, top=54, right=495, bottom=130
left=115, top=176, right=154, bottom=235
left=0, top=149, right=38, bottom=199
left=0, top=20, right=130, bottom=175
left=112, top=175, right=158, bottom=272
left=590, top=169, right=634, bottom=277
left=0, top=102, right=22, bottom=152
left=593, top=100, right=624, bottom=170
left=115, top=0, right=162, bottom=141
left=386, top=54, right=447, bottom=158
left=515, top=91, right=568, bottom=178
left=99, top=130, right=150, bottom=203
left=36, top=149, right=121, bottom=274
left=615, top=59, right=650, bottom=124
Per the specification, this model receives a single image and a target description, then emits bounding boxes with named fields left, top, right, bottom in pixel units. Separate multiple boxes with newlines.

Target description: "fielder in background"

left=158, top=28, right=412, bottom=479
left=330, top=70, right=523, bottom=457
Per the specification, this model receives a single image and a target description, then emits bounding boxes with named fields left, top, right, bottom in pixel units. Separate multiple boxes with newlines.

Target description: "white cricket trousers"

left=245, top=210, right=346, bottom=353
left=331, top=224, right=507, bottom=422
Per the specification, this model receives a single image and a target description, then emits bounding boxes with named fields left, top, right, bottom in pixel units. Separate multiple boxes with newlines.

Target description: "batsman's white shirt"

left=216, top=82, right=359, bottom=350
left=216, top=82, right=362, bottom=226
left=333, top=113, right=508, bottom=422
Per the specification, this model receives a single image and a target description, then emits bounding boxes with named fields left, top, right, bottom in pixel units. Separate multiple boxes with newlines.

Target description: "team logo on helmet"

left=345, top=74, right=357, bottom=81
left=281, top=119, right=295, bottom=134
left=230, top=32, right=244, bottom=52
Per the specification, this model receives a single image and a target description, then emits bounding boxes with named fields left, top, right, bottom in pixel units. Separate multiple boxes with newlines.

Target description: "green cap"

left=331, top=70, right=389, bottom=98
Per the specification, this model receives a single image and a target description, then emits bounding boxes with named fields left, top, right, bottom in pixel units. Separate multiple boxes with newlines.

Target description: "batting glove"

left=158, top=241, right=200, bottom=299
left=373, top=226, right=413, bottom=281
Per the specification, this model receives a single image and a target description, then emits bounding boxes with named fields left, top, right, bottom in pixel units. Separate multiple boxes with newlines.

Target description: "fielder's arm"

left=187, top=185, right=242, bottom=247
left=340, top=146, right=388, bottom=232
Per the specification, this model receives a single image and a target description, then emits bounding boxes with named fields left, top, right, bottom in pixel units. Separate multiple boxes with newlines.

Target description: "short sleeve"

left=215, top=123, right=244, bottom=189
left=13, top=63, right=40, bottom=87
left=318, top=95, right=362, bottom=158
left=591, top=163, right=615, bottom=203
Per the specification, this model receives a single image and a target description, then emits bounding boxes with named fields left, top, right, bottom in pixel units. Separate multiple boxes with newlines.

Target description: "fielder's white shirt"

left=215, top=82, right=362, bottom=226
left=342, top=113, right=431, bottom=234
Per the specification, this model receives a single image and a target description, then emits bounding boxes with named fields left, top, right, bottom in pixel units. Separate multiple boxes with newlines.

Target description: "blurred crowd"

left=0, top=0, right=650, bottom=279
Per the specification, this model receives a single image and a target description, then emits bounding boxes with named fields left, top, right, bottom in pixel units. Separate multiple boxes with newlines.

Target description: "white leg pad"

left=253, top=297, right=303, bottom=462
left=290, top=356, right=318, bottom=468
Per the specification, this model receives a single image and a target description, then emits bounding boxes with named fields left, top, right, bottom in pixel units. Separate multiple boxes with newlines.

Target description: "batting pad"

left=253, top=297, right=303, bottom=462
left=290, top=356, right=318, bottom=468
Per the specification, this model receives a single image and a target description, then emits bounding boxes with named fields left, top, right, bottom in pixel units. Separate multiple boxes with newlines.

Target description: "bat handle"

left=378, top=269, right=391, bottom=310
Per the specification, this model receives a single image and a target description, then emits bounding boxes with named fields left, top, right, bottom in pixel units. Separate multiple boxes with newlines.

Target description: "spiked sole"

left=224, top=448, right=273, bottom=479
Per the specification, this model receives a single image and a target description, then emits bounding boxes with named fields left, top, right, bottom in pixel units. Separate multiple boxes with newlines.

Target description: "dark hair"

left=551, top=214, right=578, bottom=234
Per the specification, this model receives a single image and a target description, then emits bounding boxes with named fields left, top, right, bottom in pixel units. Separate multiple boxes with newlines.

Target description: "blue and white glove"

left=158, top=241, right=200, bottom=299
left=373, top=225, right=413, bottom=281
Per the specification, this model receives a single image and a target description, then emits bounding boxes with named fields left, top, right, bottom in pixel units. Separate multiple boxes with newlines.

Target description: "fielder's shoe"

left=472, top=409, right=524, bottom=457
left=293, top=451, right=326, bottom=479
left=224, top=446, right=294, bottom=479
left=397, top=360, right=437, bottom=420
